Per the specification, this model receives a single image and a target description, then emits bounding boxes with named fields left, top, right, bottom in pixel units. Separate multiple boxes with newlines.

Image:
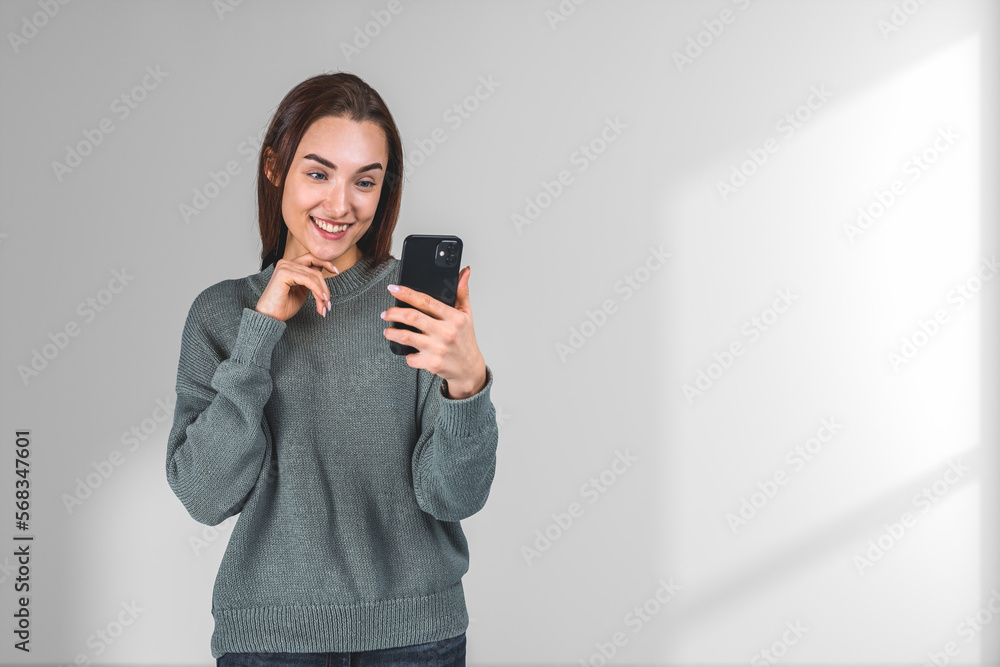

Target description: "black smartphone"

left=389, top=234, right=463, bottom=356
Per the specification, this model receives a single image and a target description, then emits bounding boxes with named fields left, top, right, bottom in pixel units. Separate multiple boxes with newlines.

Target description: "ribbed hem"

left=437, top=365, right=495, bottom=437
left=231, top=307, right=287, bottom=369
left=210, top=582, right=468, bottom=657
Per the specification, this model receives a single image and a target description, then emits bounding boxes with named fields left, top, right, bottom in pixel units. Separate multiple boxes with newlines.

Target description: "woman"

left=165, top=72, right=498, bottom=667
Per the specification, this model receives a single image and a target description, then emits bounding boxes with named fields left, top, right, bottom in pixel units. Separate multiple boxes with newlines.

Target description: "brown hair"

left=257, top=72, right=403, bottom=270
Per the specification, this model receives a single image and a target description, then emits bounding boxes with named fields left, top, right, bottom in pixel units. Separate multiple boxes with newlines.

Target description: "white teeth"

left=312, top=217, right=350, bottom=233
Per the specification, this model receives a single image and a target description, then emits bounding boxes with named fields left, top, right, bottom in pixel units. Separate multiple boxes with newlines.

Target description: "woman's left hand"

left=382, top=266, right=487, bottom=400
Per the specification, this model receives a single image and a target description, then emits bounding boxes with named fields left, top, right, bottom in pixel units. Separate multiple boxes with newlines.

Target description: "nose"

left=322, top=180, right=349, bottom=218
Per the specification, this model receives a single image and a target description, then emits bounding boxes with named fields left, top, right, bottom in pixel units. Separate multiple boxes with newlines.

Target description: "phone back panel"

left=397, top=234, right=463, bottom=305
left=389, top=234, right=463, bottom=355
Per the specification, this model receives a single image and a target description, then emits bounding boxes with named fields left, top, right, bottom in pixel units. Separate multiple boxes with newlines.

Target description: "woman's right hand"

left=255, top=252, right=339, bottom=321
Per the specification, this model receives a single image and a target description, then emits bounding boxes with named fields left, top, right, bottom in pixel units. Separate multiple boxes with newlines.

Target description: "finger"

left=279, top=263, right=331, bottom=315
left=388, top=284, right=449, bottom=320
left=308, top=269, right=332, bottom=314
left=383, top=324, right=434, bottom=361
left=453, top=266, right=472, bottom=315
left=290, top=253, right=337, bottom=306
left=287, top=270, right=326, bottom=315
left=291, top=252, right=339, bottom=279
left=382, top=304, right=435, bottom=337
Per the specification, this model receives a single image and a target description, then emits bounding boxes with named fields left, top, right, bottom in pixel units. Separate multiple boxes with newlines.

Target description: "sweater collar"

left=248, top=253, right=395, bottom=300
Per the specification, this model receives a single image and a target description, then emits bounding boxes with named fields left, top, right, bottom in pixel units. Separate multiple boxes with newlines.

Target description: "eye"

left=307, top=171, right=327, bottom=181
left=358, top=179, right=377, bottom=189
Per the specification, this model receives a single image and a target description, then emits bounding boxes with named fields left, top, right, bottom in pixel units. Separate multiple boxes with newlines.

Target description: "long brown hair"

left=257, top=72, right=403, bottom=270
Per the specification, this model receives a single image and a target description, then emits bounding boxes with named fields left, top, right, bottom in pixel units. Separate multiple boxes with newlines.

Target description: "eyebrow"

left=303, top=153, right=383, bottom=174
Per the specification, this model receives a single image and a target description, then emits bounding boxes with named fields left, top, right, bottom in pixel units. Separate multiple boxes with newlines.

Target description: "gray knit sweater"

left=164, top=253, right=498, bottom=658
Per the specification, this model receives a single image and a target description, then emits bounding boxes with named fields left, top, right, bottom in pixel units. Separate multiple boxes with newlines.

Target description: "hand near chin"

left=256, top=252, right=339, bottom=322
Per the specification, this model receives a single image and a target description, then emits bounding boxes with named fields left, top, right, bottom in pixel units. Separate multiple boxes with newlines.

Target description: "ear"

left=263, top=147, right=281, bottom=187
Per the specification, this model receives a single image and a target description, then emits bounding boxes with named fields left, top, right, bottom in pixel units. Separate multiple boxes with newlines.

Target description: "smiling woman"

left=256, top=74, right=403, bottom=278
left=266, top=116, right=388, bottom=280
left=164, top=72, right=497, bottom=666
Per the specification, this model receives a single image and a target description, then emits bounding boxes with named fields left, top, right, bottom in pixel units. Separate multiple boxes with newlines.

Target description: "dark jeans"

left=216, top=632, right=465, bottom=666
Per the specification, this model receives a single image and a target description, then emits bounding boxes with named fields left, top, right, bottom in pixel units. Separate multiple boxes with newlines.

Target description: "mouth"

left=310, top=216, right=354, bottom=237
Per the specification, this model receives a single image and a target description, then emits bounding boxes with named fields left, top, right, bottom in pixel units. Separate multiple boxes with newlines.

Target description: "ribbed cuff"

left=230, top=307, right=287, bottom=369
left=436, top=365, right=495, bottom=437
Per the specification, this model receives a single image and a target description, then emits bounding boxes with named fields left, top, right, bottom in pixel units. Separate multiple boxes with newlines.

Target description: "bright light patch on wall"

left=655, top=34, right=981, bottom=663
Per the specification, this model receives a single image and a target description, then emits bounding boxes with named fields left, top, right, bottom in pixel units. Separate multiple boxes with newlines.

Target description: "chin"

left=313, top=246, right=346, bottom=260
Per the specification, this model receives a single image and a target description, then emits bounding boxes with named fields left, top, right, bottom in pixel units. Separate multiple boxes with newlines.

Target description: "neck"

left=326, top=245, right=360, bottom=278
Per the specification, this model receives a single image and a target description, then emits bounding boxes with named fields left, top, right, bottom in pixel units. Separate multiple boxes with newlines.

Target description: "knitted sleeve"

left=165, top=299, right=286, bottom=526
left=411, top=365, right=499, bottom=521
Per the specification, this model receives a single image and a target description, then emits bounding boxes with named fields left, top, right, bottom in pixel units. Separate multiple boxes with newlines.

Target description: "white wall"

left=1, top=0, right=997, bottom=664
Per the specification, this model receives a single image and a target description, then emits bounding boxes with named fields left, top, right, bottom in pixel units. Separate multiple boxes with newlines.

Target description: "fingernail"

left=380, top=310, right=386, bottom=319
left=387, top=284, right=399, bottom=293
left=322, top=305, right=328, bottom=317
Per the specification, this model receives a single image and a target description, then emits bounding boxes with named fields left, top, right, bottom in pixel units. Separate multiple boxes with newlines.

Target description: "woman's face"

left=278, top=115, right=389, bottom=276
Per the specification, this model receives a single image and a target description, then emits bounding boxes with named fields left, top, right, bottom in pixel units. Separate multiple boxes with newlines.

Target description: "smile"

left=311, top=216, right=353, bottom=234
